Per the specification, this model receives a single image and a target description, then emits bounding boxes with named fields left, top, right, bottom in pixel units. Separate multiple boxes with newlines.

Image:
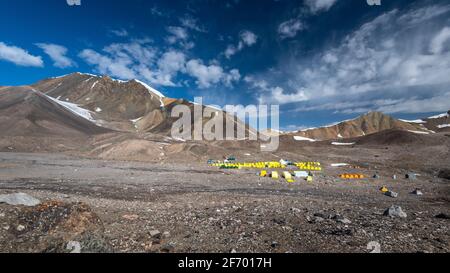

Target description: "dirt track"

left=0, top=152, right=449, bottom=253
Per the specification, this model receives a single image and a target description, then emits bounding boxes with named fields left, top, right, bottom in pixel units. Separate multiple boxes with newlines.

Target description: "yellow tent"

left=272, top=171, right=279, bottom=179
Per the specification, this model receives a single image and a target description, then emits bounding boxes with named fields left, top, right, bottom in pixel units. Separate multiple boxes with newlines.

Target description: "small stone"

left=0, top=212, right=5, bottom=217
left=411, top=189, right=423, bottom=196
left=161, top=243, right=175, bottom=253
left=122, top=214, right=139, bottom=221
left=385, top=191, right=399, bottom=198
left=162, top=231, right=170, bottom=238
left=16, top=225, right=26, bottom=232
left=150, top=230, right=161, bottom=238
left=271, top=241, right=280, bottom=248
left=230, top=249, right=237, bottom=253
left=384, top=205, right=407, bottom=218
left=333, top=214, right=352, bottom=224
left=66, top=241, right=81, bottom=253
left=405, top=173, right=417, bottom=180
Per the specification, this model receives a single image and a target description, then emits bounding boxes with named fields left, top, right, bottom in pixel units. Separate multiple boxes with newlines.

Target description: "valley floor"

left=0, top=152, right=449, bottom=253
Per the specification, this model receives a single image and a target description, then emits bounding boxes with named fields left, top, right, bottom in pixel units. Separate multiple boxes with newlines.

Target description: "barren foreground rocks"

left=0, top=152, right=449, bottom=253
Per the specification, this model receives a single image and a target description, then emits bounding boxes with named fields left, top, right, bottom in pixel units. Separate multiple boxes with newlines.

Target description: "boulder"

left=0, top=193, right=41, bottom=206
left=384, top=205, right=407, bottom=218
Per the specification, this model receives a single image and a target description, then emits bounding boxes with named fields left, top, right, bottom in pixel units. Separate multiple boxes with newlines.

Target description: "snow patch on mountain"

left=91, top=81, right=98, bottom=90
left=407, top=130, right=430, bottom=135
left=31, top=88, right=98, bottom=125
left=331, top=142, right=355, bottom=146
left=400, top=119, right=426, bottom=124
left=293, top=136, right=317, bottom=142
left=331, top=163, right=349, bottom=167
left=428, top=113, right=449, bottom=119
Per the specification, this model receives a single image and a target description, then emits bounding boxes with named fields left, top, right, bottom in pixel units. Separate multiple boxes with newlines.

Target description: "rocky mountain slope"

left=288, top=112, right=430, bottom=141
left=29, top=73, right=252, bottom=138
left=0, top=86, right=109, bottom=137
left=401, top=111, right=450, bottom=133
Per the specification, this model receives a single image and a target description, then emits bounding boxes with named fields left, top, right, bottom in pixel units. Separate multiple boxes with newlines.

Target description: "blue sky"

left=1, top=0, right=450, bottom=130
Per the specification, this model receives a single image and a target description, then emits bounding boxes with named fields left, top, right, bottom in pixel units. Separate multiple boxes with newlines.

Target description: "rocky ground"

left=0, top=152, right=449, bottom=253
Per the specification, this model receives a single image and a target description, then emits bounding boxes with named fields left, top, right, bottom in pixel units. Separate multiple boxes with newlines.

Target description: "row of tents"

left=209, top=161, right=322, bottom=171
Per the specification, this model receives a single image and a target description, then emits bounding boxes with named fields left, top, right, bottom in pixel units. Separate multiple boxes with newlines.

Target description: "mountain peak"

left=50, top=72, right=166, bottom=99
left=289, top=111, right=423, bottom=141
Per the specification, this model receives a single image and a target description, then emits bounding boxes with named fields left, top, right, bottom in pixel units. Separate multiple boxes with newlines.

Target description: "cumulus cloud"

left=166, top=26, right=188, bottom=44
left=245, top=76, right=307, bottom=104
left=252, top=4, right=450, bottom=114
left=35, top=43, right=76, bottom=68
left=186, top=59, right=240, bottom=88
left=79, top=39, right=239, bottom=89
left=165, top=26, right=195, bottom=50
left=224, top=30, right=258, bottom=58
left=0, top=42, right=43, bottom=67
left=79, top=48, right=137, bottom=79
left=240, top=30, right=258, bottom=46
left=304, top=0, right=338, bottom=14
left=278, top=18, right=305, bottom=39
left=79, top=41, right=175, bottom=85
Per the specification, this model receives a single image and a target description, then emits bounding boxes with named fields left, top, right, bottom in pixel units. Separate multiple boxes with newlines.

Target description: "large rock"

left=384, top=205, right=407, bottom=218
left=0, top=193, right=41, bottom=206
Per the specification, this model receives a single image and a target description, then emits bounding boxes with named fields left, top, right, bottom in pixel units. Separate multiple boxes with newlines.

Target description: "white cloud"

left=79, top=39, right=238, bottom=89
left=0, top=42, right=43, bottom=67
left=35, top=43, right=76, bottom=68
left=186, top=59, right=240, bottom=89
left=224, top=30, right=258, bottom=58
left=180, top=16, right=207, bottom=33
left=240, top=30, right=257, bottom=46
left=262, top=86, right=308, bottom=104
left=165, top=26, right=195, bottom=50
left=79, top=49, right=136, bottom=79
left=278, top=18, right=304, bottom=39
left=244, top=76, right=270, bottom=91
left=142, top=50, right=187, bottom=86
left=224, top=69, right=241, bottom=86
left=252, top=4, right=450, bottom=114
left=150, top=5, right=165, bottom=17
left=430, top=26, right=450, bottom=54
left=397, top=4, right=450, bottom=25
left=104, top=42, right=157, bottom=65
left=304, top=0, right=338, bottom=14
left=158, top=50, right=186, bottom=75
left=110, top=29, right=129, bottom=37
left=245, top=76, right=308, bottom=104
left=79, top=44, right=185, bottom=87
left=166, top=26, right=188, bottom=44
